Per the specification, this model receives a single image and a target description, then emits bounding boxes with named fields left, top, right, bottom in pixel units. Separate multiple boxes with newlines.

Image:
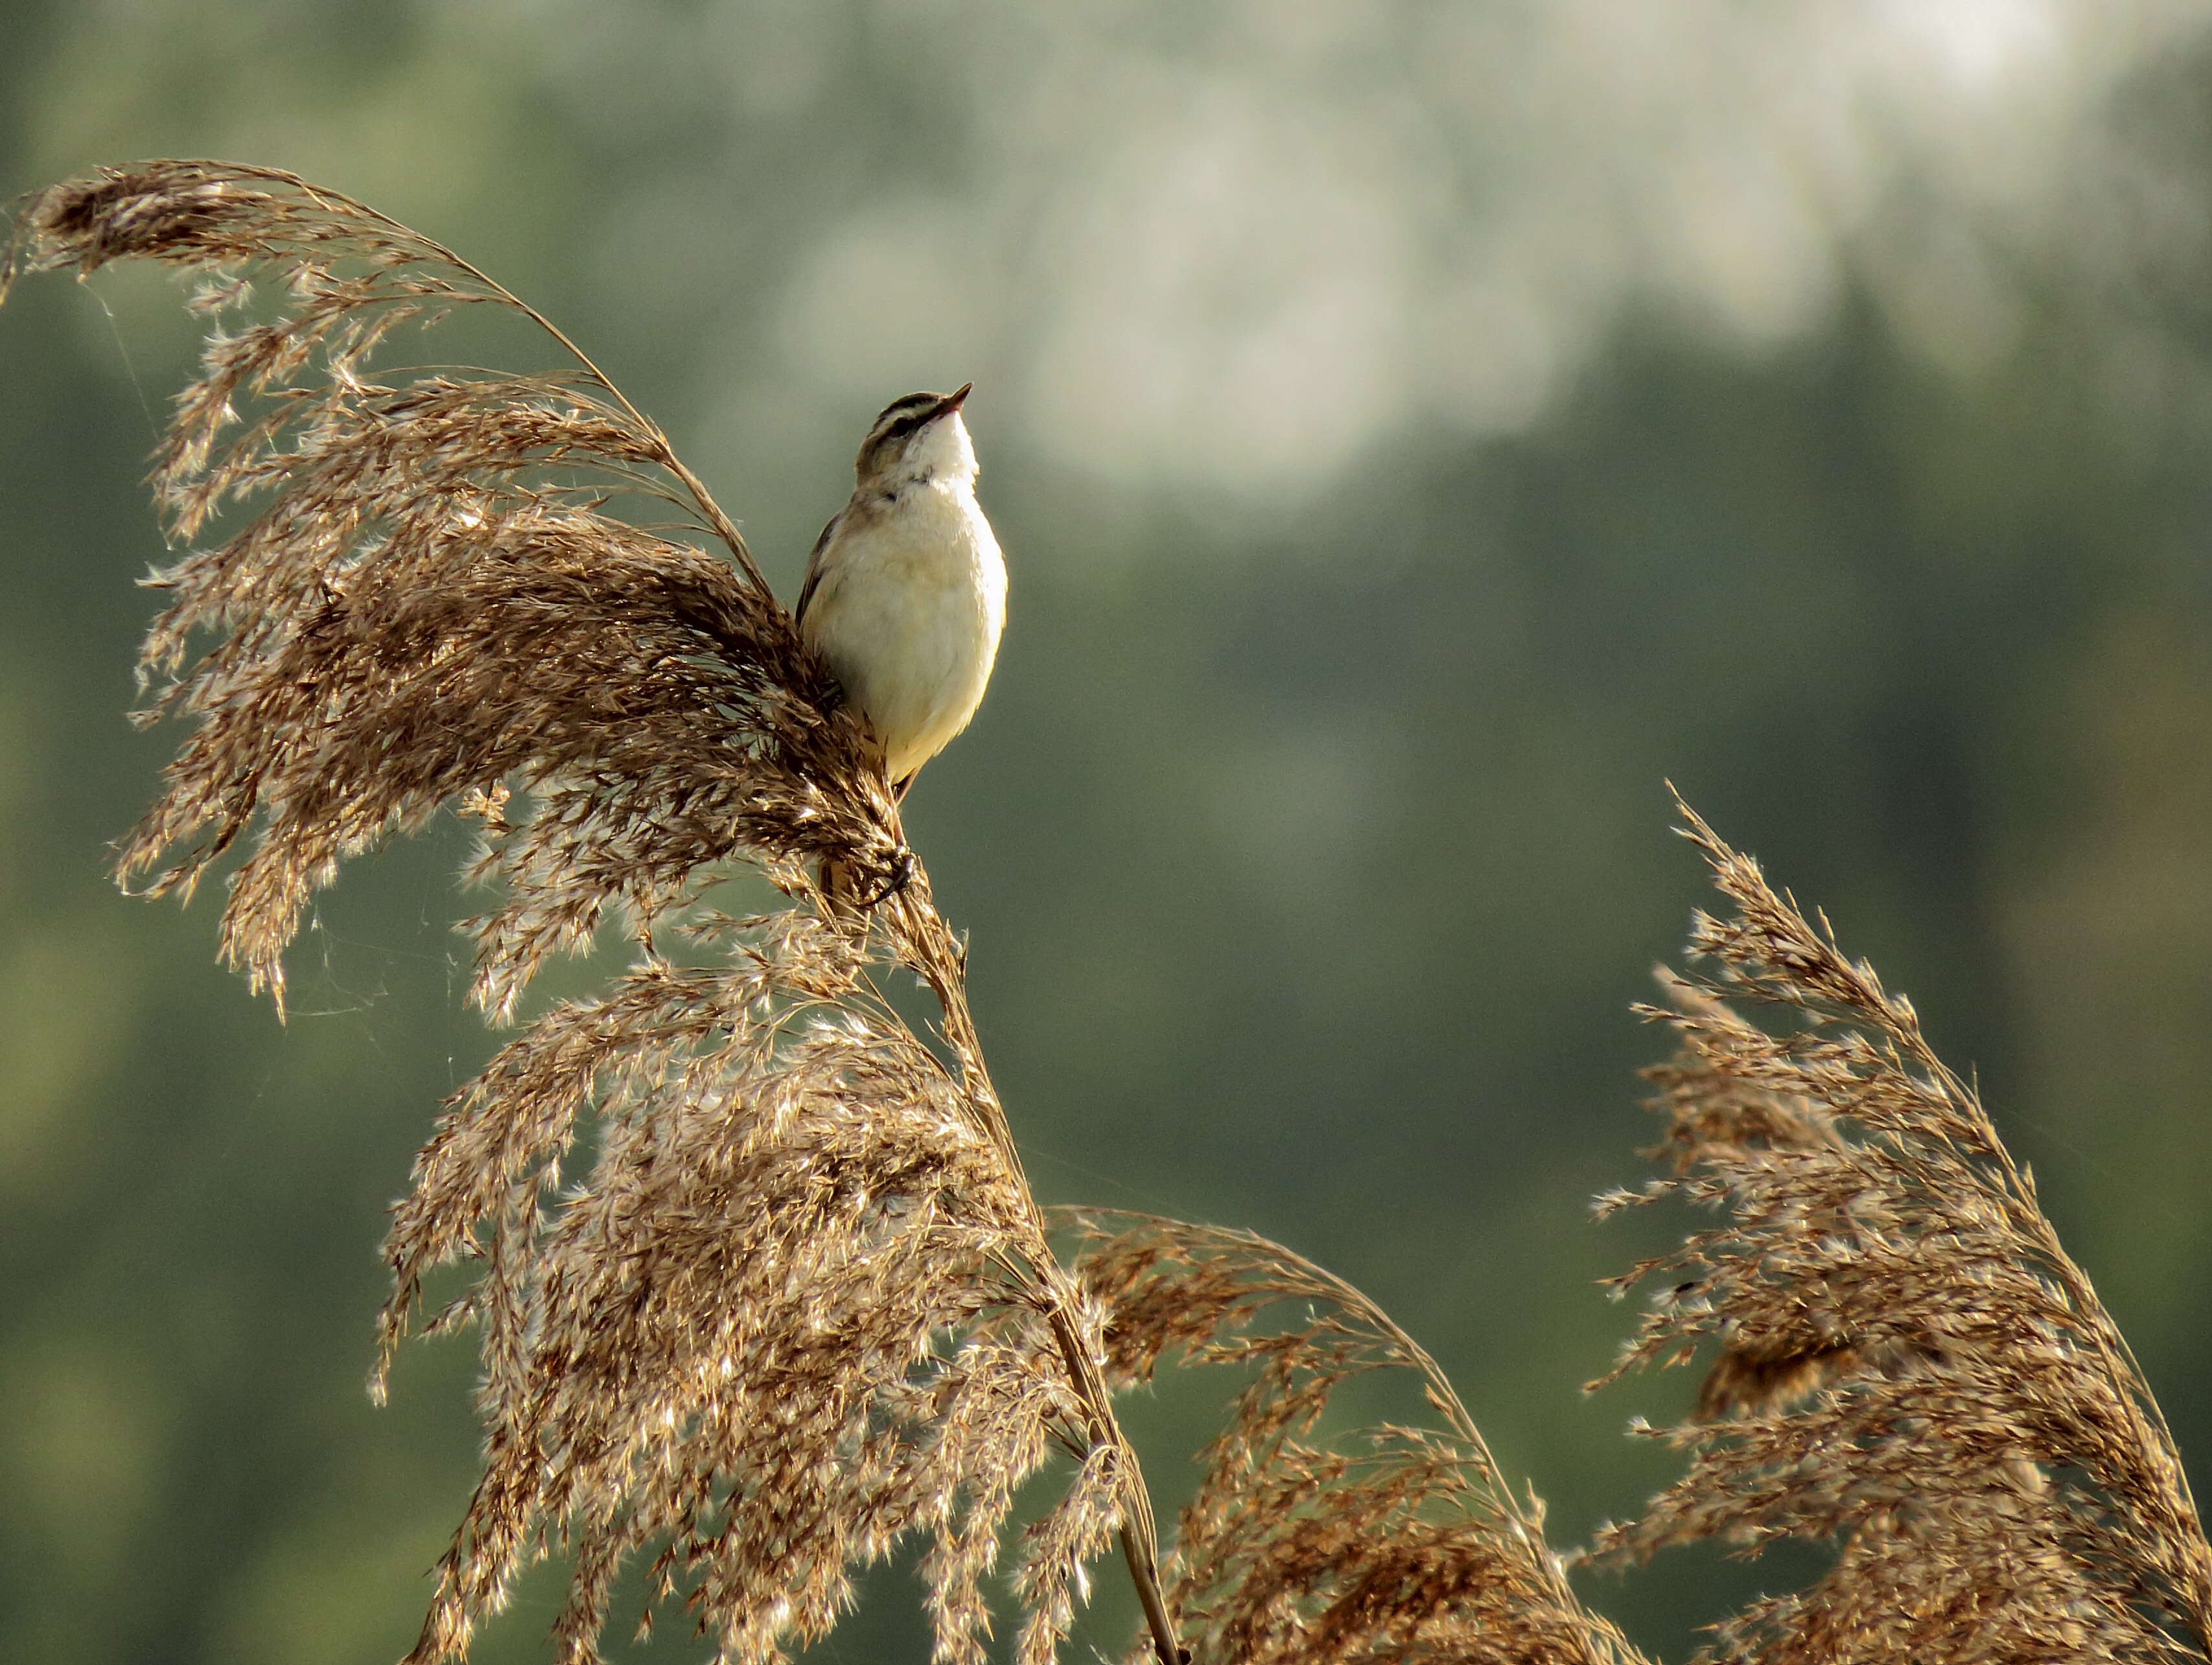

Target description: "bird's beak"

left=935, top=382, right=973, bottom=418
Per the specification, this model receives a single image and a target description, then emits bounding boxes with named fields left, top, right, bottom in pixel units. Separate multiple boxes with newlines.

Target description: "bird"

left=797, top=383, right=1006, bottom=802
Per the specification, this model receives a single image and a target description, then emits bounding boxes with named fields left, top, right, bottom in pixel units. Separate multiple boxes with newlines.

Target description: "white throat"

left=893, top=412, right=977, bottom=491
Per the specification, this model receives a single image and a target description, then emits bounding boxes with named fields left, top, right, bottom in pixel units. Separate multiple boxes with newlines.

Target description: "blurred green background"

left=8, top=1, right=2212, bottom=1659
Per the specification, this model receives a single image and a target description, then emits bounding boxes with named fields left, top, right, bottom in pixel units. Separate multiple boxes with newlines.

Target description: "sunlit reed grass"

left=1589, top=798, right=2212, bottom=1664
left=8, top=160, right=2206, bottom=1665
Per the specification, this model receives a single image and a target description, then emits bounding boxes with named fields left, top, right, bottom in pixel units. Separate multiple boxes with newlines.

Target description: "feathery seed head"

left=1590, top=795, right=2212, bottom=1664
left=6, top=161, right=1163, bottom=1665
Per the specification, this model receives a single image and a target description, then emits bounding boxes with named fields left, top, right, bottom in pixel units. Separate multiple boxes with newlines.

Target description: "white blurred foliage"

left=26, top=0, right=2212, bottom=504
left=336, top=0, right=2182, bottom=511
left=631, top=0, right=2207, bottom=500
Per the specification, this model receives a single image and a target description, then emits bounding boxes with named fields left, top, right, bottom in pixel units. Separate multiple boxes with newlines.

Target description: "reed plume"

left=1063, top=1208, right=1650, bottom=1665
left=1590, top=796, right=2212, bottom=1663
left=1, top=159, right=1178, bottom=1665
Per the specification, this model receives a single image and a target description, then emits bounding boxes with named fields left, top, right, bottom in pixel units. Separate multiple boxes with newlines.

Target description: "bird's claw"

left=859, top=844, right=917, bottom=908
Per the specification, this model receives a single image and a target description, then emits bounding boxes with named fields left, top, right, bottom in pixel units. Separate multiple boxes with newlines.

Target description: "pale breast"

left=802, top=481, right=1006, bottom=786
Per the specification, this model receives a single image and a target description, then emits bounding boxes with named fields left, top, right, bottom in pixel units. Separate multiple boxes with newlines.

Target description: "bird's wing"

left=795, top=509, right=841, bottom=625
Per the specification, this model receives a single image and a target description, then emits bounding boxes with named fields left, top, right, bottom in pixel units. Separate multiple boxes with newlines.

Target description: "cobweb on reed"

left=1590, top=796, right=2212, bottom=1664
left=1062, top=1208, right=1650, bottom=1665
left=1, top=160, right=1180, bottom=1665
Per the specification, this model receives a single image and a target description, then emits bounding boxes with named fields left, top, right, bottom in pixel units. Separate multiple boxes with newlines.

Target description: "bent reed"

left=7, top=161, right=2206, bottom=1665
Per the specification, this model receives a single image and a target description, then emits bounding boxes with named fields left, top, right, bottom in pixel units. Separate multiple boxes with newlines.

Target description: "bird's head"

left=853, top=383, right=976, bottom=490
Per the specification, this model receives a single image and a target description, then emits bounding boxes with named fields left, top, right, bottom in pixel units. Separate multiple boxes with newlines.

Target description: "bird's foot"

left=859, top=844, right=917, bottom=908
